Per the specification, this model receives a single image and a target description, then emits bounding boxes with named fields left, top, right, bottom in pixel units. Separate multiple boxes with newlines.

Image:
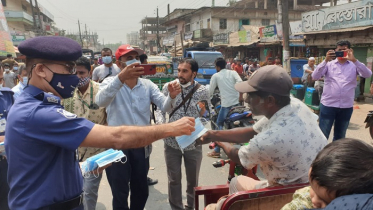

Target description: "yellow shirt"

left=62, top=80, right=107, bottom=161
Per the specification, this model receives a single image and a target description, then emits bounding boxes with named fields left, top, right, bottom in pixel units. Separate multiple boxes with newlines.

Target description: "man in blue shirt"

left=95, top=44, right=181, bottom=210
left=5, top=36, right=195, bottom=210
left=0, top=66, right=14, bottom=210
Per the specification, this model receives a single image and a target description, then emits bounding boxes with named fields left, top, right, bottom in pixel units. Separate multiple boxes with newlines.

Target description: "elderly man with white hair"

left=301, top=57, right=316, bottom=88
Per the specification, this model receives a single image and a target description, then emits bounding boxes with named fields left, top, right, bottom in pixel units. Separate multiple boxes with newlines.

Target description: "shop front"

left=301, top=0, right=373, bottom=96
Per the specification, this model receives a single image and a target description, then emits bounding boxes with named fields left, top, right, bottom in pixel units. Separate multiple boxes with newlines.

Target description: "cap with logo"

left=235, top=65, right=293, bottom=96
left=115, top=44, right=144, bottom=60
left=18, top=36, right=82, bottom=61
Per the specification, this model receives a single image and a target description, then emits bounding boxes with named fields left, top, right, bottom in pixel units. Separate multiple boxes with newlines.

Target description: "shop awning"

left=295, top=26, right=373, bottom=35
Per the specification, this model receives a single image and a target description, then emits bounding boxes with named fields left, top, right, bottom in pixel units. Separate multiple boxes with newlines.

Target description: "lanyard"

left=78, top=81, right=99, bottom=112
left=181, top=83, right=195, bottom=114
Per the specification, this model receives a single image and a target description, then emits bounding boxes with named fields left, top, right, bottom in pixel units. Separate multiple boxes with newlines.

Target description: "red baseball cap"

left=115, top=44, right=144, bottom=60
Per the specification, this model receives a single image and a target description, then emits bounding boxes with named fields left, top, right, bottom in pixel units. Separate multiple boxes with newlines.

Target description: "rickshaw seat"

left=220, top=183, right=310, bottom=210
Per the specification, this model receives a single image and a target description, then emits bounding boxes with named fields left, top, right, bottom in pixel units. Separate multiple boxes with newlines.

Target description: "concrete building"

left=139, top=17, right=167, bottom=54
left=2, top=0, right=58, bottom=45
left=126, top=31, right=140, bottom=46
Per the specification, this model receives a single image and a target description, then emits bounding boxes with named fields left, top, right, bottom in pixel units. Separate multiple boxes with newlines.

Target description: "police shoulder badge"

left=57, top=108, right=77, bottom=119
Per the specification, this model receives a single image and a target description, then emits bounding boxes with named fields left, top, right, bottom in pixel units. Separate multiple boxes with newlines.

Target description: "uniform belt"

left=39, top=193, right=83, bottom=210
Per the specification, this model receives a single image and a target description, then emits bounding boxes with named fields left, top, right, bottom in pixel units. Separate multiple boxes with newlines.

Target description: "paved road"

left=96, top=99, right=373, bottom=210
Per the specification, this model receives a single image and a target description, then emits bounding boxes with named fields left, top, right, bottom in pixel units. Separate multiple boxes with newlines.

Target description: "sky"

left=37, top=0, right=229, bottom=44
left=37, top=0, right=356, bottom=44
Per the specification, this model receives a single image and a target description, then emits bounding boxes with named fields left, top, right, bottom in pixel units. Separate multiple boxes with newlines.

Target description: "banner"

left=213, top=33, right=228, bottom=45
left=259, top=25, right=278, bottom=42
left=0, top=3, right=16, bottom=57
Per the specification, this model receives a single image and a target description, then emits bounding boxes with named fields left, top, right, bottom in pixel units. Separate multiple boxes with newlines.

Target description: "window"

left=241, top=19, right=250, bottom=25
left=207, top=18, right=211, bottom=29
left=262, top=19, right=270, bottom=26
left=219, top=19, right=227, bottom=29
left=22, top=4, right=27, bottom=12
left=1, top=0, right=6, bottom=7
left=185, top=24, right=191, bottom=32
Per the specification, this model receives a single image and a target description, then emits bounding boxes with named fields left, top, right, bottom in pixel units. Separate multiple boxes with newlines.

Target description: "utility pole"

left=34, top=0, right=43, bottom=36
left=30, top=0, right=37, bottom=32
left=278, top=0, right=290, bottom=71
left=156, top=7, right=160, bottom=53
left=180, top=32, right=184, bottom=56
left=78, top=20, right=83, bottom=47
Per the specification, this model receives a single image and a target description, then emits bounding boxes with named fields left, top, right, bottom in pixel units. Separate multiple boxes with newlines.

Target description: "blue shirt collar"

left=23, top=85, right=44, bottom=97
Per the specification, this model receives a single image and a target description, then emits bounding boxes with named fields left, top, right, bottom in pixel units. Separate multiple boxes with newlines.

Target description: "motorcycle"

left=210, top=88, right=255, bottom=131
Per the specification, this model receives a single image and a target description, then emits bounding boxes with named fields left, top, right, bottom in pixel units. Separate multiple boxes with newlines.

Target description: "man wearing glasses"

left=92, top=48, right=121, bottom=83
left=62, top=56, right=107, bottom=210
left=5, top=36, right=195, bottom=210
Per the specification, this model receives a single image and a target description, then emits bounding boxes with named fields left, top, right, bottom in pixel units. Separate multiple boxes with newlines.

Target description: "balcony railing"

left=4, top=10, right=34, bottom=24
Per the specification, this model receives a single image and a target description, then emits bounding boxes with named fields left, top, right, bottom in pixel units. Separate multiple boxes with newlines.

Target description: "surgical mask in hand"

left=176, top=118, right=208, bottom=150
left=81, top=149, right=127, bottom=178
left=21, top=77, right=28, bottom=86
left=125, top=59, right=140, bottom=66
left=102, top=56, right=113, bottom=64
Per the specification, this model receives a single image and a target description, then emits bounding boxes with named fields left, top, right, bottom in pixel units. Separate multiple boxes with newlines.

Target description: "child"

left=282, top=138, right=373, bottom=209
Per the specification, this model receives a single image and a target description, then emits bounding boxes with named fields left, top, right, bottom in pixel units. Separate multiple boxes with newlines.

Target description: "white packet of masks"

left=176, top=118, right=208, bottom=150
left=0, top=142, right=5, bottom=156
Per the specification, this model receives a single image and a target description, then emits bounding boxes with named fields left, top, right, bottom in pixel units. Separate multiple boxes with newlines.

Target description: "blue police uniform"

left=0, top=87, right=14, bottom=210
left=5, top=85, right=94, bottom=210
left=4, top=35, right=91, bottom=210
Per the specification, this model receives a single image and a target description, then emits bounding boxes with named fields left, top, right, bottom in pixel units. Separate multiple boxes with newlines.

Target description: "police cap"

left=18, top=36, right=82, bottom=61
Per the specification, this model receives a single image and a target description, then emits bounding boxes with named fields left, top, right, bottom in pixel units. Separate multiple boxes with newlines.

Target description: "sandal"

left=207, top=151, right=221, bottom=158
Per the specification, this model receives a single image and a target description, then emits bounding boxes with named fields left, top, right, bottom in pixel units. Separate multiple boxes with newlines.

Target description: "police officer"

left=0, top=66, right=13, bottom=210
left=5, top=36, right=195, bottom=210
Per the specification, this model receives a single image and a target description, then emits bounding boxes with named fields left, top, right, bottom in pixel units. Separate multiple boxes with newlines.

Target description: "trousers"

left=106, top=147, right=149, bottom=210
left=164, top=144, right=202, bottom=210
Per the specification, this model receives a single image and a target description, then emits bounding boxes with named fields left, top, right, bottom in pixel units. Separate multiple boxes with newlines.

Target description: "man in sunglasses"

left=62, top=56, right=107, bottom=210
left=5, top=36, right=195, bottom=210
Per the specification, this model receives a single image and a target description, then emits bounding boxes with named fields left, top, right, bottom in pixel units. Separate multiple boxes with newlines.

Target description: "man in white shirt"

left=95, top=44, right=180, bottom=210
left=302, top=57, right=317, bottom=88
left=92, top=48, right=121, bottom=83
left=201, top=66, right=327, bottom=210
left=207, top=57, right=242, bottom=158
left=11, top=65, right=28, bottom=100
left=2, top=64, right=16, bottom=89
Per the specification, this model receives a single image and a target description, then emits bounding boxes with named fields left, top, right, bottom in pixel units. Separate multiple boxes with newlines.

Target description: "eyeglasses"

left=39, top=62, right=76, bottom=74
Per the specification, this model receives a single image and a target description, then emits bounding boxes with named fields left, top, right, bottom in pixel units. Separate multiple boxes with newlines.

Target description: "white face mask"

left=125, top=59, right=140, bottom=66
left=4, top=69, right=9, bottom=72
left=177, top=79, right=192, bottom=88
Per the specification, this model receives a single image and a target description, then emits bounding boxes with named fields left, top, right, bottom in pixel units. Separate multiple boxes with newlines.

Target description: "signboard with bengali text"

left=302, top=0, right=373, bottom=32
left=0, top=3, right=15, bottom=57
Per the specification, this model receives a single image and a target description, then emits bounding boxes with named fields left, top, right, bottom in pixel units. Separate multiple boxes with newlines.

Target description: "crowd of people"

left=0, top=36, right=372, bottom=210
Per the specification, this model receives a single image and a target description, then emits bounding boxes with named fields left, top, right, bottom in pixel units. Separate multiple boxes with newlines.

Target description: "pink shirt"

left=312, top=59, right=372, bottom=108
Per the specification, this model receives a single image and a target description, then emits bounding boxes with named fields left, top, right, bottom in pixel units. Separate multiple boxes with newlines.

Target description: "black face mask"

left=45, top=69, right=79, bottom=99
